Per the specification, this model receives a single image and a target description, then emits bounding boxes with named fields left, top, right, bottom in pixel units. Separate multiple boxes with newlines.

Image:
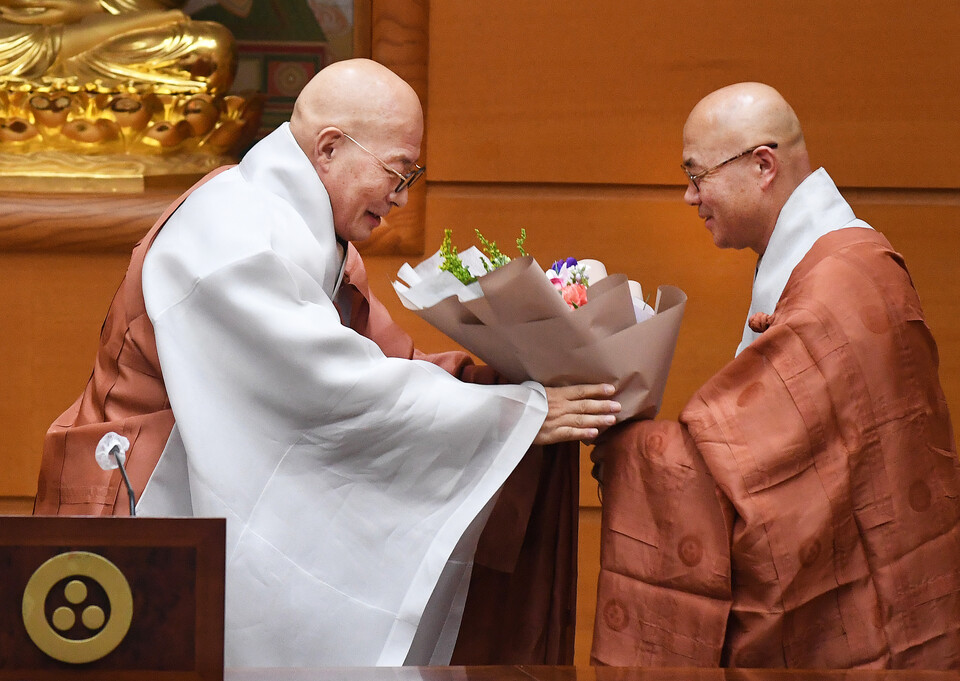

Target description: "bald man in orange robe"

left=591, top=83, right=959, bottom=669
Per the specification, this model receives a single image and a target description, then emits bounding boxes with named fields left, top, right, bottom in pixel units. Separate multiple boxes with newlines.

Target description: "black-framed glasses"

left=682, top=142, right=778, bottom=191
left=341, top=132, right=425, bottom=193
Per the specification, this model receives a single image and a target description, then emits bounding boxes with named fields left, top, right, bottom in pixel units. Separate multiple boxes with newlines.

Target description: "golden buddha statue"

left=0, top=0, right=263, bottom=190
left=0, top=0, right=235, bottom=93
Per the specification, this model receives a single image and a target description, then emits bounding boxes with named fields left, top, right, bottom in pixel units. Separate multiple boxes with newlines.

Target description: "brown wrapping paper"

left=396, top=255, right=686, bottom=421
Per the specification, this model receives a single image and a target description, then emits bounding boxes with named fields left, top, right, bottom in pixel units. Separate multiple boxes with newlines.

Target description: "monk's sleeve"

left=342, top=245, right=578, bottom=664
left=591, top=418, right=734, bottom=666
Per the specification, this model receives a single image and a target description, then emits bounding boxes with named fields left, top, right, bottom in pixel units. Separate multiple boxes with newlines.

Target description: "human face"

left=326, top=126, right=423, bottom=243
left=341, top=133, right=424, bottom=193
left=681, top=127, right=772, bottom=253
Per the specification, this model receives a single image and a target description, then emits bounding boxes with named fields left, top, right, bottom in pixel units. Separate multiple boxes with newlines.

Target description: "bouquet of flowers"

left=393, top=229, right=686, bottom=421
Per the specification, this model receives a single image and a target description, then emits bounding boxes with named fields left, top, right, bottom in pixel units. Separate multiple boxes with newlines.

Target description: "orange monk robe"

left=33, top=171, right=577, bottom=665
left=591, top=228, right=960, bottom=669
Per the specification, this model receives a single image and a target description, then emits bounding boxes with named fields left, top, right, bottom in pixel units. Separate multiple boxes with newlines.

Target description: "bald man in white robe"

left=35, top=59, right=621, bottom=667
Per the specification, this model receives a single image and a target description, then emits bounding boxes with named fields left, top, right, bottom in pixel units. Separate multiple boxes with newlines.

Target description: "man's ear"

left=314, top=127, right=344, bottom=169
left=755, top=145, right=777, bottom=188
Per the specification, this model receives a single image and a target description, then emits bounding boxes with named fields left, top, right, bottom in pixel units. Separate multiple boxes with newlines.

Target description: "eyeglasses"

left=341, top=132, right=425, bottom=193
left=682, top=142, right=778, bottom=191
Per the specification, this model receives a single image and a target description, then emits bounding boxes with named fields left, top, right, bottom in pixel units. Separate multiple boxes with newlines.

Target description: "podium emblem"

left=21, top=551, right=134, bottom=664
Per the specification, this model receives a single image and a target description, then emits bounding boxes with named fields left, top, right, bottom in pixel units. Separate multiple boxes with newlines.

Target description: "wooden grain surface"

left=427, top=2, right=960, bottom=189
left=0, top=190, right=180, bottom=253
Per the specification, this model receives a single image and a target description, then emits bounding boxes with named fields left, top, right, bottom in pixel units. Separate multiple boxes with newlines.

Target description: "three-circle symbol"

left=22, top=551, right=133, bottom=664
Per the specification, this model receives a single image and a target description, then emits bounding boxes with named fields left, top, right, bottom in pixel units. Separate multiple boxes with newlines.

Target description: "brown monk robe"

left=591, top=228, right=960, bottom=669
left=34, top=169, right=577, bottom=665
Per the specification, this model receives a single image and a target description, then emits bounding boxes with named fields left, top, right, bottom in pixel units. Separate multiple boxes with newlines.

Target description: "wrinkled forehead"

left=369, top=118, right=423, bottom=164
left=366, top=92, right=423, bottom=139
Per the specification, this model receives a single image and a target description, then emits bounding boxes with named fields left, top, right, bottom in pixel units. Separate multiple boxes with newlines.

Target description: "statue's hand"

left=0, top=0, right=103, bottom=25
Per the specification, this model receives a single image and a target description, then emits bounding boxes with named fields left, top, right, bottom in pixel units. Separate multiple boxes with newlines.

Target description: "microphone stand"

left=110, top=445, right=137, bottom=517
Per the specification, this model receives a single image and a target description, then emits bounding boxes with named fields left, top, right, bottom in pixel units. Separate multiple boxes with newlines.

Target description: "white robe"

left=737, top=168, right=872, bottom=355
left=137, top=123, right=548, bottom=667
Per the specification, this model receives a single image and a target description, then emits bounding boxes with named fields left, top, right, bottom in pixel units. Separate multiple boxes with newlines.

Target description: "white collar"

left=736, top=167, right=872, bottom=355
left=238, top=123, right=344, bottom=298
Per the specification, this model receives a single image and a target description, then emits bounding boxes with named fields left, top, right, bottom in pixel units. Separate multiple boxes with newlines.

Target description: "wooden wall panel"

left=0, top=252, right=130, bottom=498
left=427, top=2, right=960, bottom=189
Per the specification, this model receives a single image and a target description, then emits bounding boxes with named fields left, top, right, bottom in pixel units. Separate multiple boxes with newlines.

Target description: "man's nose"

left=391, top=186, right=409, bottom=209
left=683, top=182, right=700, bottom=206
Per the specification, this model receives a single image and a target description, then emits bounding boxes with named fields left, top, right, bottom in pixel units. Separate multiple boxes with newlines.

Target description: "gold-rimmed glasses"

left=341, top=132, right=425, bottom=193
left=682, top=142, right=778, bottom=191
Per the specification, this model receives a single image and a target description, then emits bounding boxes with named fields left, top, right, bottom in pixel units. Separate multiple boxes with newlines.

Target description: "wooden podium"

left=0, top=516, right=225, bottom=681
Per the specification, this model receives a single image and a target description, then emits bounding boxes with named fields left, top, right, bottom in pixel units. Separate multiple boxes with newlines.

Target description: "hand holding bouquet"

left=393, top=230, right=685, bottom=421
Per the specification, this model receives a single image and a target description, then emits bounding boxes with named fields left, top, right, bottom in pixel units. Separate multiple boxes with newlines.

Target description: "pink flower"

left=561, top=283, right=588, bottom=309
left=545, top=258, right=590, bottom=308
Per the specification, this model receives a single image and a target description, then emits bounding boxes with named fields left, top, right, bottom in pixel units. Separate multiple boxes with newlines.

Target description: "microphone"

left=95, top=432, right=136, bottom=516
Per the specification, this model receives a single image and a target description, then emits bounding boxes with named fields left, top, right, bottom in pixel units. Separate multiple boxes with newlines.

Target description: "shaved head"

left=682, top=83, right=813, bottom=254
left=289, top=58, right=423, bottom=163
left=685, top=83, right=804, bottom=158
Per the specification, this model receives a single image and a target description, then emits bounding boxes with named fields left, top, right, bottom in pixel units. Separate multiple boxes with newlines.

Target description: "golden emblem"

left=21, top=551, right=134, bottom=664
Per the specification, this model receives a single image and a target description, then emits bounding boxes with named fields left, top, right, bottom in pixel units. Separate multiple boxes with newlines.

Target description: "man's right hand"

left=534, top=383, right=620, bottom=445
